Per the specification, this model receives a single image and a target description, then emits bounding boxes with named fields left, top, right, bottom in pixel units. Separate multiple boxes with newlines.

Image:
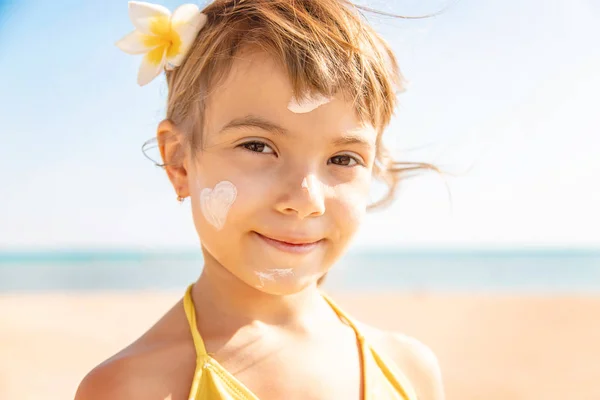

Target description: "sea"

left=1, top=248, right=600, bottom=294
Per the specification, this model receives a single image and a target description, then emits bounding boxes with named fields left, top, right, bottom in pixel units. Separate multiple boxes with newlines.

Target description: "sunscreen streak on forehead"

left=287, top=93, right=332, bottom=113
left=200, top=181, right=237, bottom=230
left=255, top=268, right=294, bottom=288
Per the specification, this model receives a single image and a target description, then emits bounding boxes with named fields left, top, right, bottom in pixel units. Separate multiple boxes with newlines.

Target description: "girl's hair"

left=154, top=0, right=444, bottom=211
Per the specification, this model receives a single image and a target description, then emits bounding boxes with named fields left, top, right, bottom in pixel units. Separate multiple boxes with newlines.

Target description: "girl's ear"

left=157, top=119, right=190, bottom=199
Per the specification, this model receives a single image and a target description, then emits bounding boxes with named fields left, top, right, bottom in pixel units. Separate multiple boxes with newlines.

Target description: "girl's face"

left=185, top=51, right=377, bottom=294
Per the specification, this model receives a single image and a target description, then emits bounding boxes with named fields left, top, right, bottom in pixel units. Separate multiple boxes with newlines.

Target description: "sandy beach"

left=1, top=291, right=599, bottom=400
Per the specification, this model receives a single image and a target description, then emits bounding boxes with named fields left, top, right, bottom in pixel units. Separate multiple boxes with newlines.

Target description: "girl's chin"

left=244, top=269, right=324, bottom=295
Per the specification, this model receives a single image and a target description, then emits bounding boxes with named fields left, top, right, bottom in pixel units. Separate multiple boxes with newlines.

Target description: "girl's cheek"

left=195, top=180, right=238, bottom=231
left=335, top=185, right=369, bottom=225
left=220, top=174, right=275, bottom=221
left=348, top=198, right=368, bottom=225
left=244, top=167, right=289, bottom=202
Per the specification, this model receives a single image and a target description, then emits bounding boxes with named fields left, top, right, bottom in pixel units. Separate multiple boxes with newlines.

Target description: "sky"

left=0, top=0, right=599, bottom=251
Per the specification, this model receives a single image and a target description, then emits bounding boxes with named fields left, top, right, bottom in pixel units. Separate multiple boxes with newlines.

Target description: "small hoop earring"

left=177, top=195, right=185, bottom=203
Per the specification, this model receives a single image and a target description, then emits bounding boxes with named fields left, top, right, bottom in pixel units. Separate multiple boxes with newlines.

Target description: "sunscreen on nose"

left=301, top=175, right=323, bottom=201
left=301, top=177, right=310, bottom=193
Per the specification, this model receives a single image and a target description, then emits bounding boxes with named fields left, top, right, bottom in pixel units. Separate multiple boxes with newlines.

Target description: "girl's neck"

left=191, top=260, right=335, bottom=336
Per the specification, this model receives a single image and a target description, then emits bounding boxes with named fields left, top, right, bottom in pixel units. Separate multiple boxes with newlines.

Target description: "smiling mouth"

left=253, top=232, right=323, bottom=254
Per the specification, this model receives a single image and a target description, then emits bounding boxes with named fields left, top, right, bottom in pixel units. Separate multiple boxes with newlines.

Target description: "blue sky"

left=1, top=0, right=599, bottom=251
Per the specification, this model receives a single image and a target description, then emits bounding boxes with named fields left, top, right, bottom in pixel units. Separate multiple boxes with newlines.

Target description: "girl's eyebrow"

left=332, top=134, right=374, bottom=149
left=219, top=114, right=373, bottom=149
left=219, top=114, right=289, bottom=136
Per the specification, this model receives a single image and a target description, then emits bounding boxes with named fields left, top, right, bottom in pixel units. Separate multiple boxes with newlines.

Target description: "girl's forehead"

left=204, top=51, right=375, bottom=141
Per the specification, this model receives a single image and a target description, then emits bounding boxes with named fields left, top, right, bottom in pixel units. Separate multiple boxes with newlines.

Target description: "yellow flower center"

left=142, top=15, right=182, bottom=65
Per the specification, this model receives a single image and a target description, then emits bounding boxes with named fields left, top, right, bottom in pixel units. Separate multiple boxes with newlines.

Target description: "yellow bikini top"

left=183, top=284, right=418, bottom=400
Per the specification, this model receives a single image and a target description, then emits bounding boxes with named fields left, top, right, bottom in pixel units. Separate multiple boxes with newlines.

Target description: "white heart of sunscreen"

left=200, top=181, right=237, bottom=230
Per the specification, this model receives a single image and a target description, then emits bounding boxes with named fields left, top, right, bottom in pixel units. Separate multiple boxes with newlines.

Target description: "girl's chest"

left=193, top=333, right=366, bottom=400
left=216, top=345, right=364, bottom=400
left=150, top=337, right=407, bottom=400
left=159, top=348, right=363, bottom=400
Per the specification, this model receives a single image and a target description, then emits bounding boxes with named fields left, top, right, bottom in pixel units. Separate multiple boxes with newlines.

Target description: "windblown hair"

left=156, top=0, right=442, bottom=210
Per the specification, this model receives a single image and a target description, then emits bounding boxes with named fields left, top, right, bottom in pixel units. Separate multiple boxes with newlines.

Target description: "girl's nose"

left=276, top=174, right=326, bottom=218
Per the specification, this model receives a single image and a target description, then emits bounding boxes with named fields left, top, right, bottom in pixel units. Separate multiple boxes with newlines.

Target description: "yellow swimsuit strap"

left=183, top=284, right=363, bottom=354
left=183, top=283, right=208, bottom=357
left=320, top=292, right=366, bottom=342
left=322, top=292, right=419, bottom=400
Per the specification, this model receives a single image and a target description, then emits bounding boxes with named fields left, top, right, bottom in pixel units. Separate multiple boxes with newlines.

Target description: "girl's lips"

left=254, top=232, right=322, bottom=254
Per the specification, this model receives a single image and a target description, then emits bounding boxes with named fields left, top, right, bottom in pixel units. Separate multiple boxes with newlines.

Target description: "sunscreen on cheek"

left=200, top=181, right=237, bottom=230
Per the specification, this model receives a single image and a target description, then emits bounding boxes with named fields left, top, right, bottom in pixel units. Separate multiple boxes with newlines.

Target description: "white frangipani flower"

left=115, top=1, right=207, bottom=86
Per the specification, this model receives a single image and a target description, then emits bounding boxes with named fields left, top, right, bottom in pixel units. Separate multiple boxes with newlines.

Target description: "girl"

left=76, top=0, right=444, bottom=399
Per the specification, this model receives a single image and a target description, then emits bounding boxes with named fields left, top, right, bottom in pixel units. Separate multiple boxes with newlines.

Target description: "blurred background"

left=1, top=0, right=599, bottom=399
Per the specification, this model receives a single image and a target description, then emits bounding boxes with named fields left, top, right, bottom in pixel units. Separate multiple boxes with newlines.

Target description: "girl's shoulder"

left=356, top=322, right=445, bottom=400
left=75, top=300, right=195, bottom=400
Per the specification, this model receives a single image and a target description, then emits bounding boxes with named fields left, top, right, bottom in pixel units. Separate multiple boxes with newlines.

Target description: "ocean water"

left=1, top=248, right=600, bottom=294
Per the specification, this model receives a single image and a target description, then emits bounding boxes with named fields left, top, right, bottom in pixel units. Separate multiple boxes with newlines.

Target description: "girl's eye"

left=239, top=141, right=275, bottom=154
left=329, top=154, right=361, bottom=167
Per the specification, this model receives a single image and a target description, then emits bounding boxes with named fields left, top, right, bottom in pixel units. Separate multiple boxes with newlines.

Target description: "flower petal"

left=168, top=6, right=207, bottom=66
left=171, top=3, right=202, bottom=26
left=138, top=48, right=166, bottom=86
left=128, top=1, right=171, bottom=35
left=115, top=30, right=151, bottom=54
